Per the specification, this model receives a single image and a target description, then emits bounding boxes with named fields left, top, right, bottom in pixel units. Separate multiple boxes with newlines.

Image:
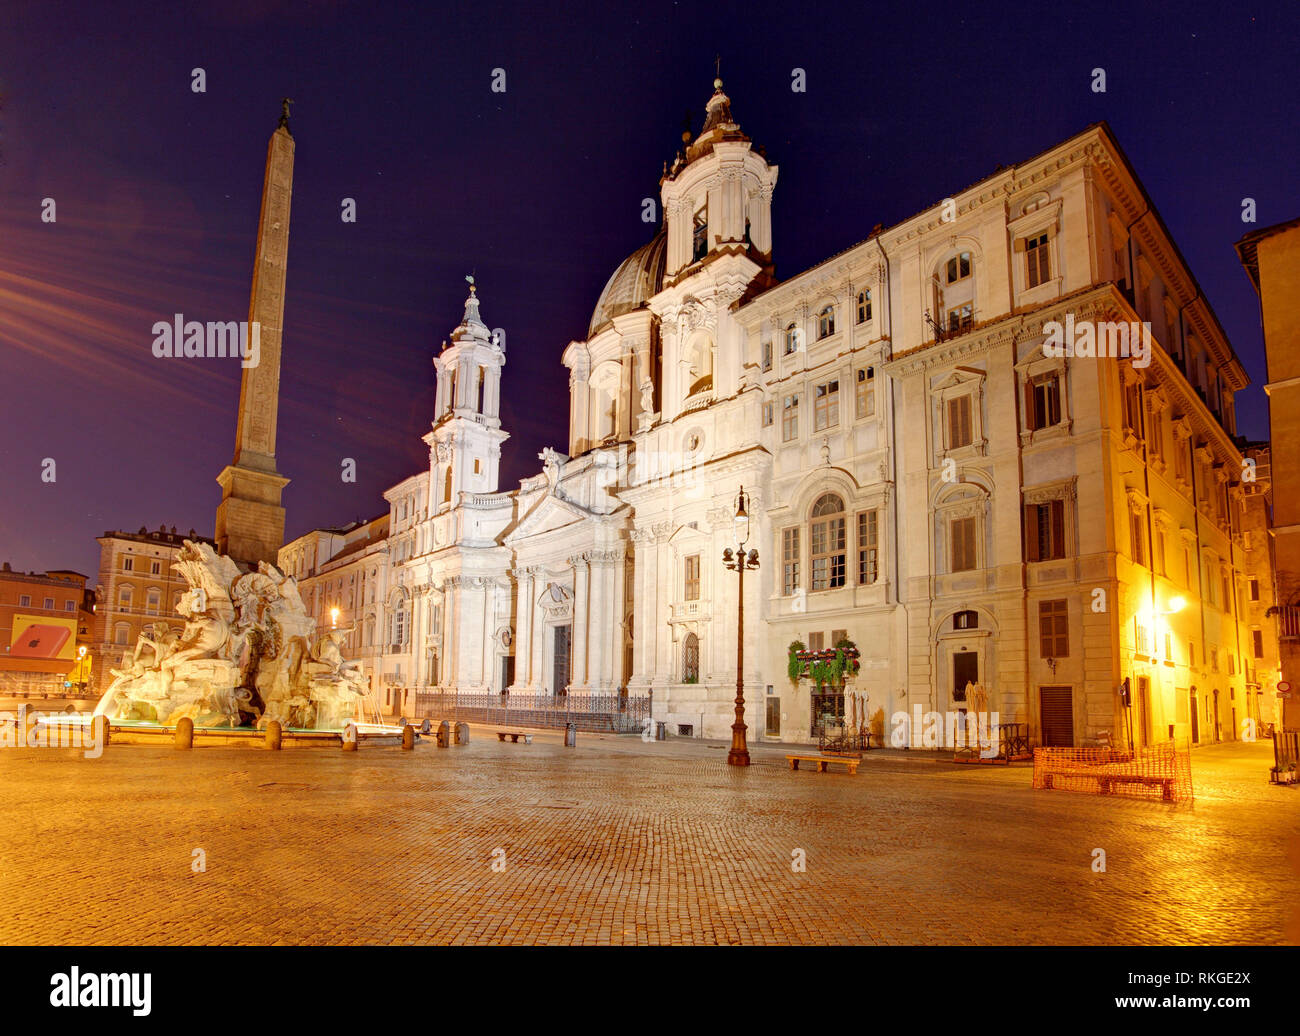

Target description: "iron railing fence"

left=412, top=691, right=651, bottom=734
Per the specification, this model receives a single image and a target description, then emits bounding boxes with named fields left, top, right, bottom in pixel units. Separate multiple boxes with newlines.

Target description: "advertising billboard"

left=9, top=613, right=79, bottom=661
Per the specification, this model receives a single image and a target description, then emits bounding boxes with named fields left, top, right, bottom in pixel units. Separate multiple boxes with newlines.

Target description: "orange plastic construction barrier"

left=1032, top=740, right=1193, bottom=804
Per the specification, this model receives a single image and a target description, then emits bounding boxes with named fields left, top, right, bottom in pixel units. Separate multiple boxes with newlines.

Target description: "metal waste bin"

left=564, top=722, right=576, bottom=747
left=655, top=721, right=667, bottom=741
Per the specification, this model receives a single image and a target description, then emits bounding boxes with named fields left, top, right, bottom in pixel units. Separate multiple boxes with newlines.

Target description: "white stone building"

left=292, top=79, right=1276, bottom=748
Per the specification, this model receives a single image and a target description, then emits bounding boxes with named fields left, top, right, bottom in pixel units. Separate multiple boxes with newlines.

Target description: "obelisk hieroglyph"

left=215, top=100, right=294, bottom=567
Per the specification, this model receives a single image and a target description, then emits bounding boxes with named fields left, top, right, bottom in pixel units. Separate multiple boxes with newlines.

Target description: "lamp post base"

left=727, top=721, right=750, bottom=766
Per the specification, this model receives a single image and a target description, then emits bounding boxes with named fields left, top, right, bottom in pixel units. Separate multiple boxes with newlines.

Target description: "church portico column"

left=513, top=568, right=534, bottom=690
left=587, top=556, right=607, bottom=691
left=611, top=550, right=626, bottom=689
left=572, top=556, right=589, bottom=690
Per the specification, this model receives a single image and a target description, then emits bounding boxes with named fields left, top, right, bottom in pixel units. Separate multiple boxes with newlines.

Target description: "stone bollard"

left=437, top=721, right=450, bottom=748
left=454, top=722, right=469, bottom=745
left=420, top=718, right=432, bottom=734
left=19, top=705, right=35, bottom=748
left=265, top=720, right=282, bottom=751
left=174, top=716, right=194, bottom=750
left=402, top=724, right=415, bottom=750
left=90, top=714, right=110, bottom=751
left=342, top=722, right=359, bottom=752
left=564, top=722, right=576, bottom=748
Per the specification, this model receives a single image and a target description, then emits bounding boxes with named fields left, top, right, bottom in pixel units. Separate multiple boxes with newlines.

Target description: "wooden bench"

left=496, top=731, right=533, bottom=744
left=1043, top=769, right=1175, bottom=802
left=786, top=754, right=858, bottom=775
left=1098, top=774, right=1175, bottom=801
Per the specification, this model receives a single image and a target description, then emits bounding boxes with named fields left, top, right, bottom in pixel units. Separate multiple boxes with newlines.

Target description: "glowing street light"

left=330, top=607, right=340, bottom=629
left=722, top=486, right=759, bottom=767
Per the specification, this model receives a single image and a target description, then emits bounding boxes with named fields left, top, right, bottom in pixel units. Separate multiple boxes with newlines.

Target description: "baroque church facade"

left=282, top=78, right=1277, bottom=749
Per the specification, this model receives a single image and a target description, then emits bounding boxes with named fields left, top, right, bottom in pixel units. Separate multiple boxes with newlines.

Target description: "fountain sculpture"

left=95, top=541, right=378, bottom=731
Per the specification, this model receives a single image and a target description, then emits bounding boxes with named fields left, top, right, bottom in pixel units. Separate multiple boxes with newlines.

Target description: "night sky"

left=1, top=0, right=1294, bottom=580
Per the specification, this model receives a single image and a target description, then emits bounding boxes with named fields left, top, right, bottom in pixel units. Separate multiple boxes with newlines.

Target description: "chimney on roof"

left=2, top=562, right=9, bottom=572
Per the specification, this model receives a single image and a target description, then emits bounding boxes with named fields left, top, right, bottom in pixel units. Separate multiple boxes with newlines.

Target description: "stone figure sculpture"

left=95, top=540, right=376, bottom=731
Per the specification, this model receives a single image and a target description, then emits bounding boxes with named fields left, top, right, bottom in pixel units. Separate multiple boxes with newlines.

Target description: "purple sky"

left=1, top=0, right=1294, bottom=581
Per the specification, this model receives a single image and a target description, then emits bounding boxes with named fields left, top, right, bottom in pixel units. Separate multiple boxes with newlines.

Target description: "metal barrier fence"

left=411, top=691, right=650, bottom=734
left=1032, top=740, right=1194, bottom=803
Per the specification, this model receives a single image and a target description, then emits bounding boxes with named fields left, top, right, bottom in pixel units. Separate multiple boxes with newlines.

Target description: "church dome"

left=588, top=228, right=667, bottom=337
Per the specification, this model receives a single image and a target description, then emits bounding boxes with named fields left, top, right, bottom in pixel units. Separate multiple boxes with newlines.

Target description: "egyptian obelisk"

left=215, top=99, right=294, bottom=567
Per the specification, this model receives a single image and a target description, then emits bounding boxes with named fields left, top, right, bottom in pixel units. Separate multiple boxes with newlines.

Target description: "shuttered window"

left=947, top=394, right=972, bottom=449
left=1039, top=599, right=1069, bottom=658
left=1039, top=686, right=1074, bottom=747
left=1025, top=500, right=1066, bottom=562
left=950, top=516, right=977, bottom=572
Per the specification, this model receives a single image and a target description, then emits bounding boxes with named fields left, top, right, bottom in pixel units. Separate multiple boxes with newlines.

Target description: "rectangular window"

left=1154, top=530, right=1167, bottom=576
left=1148, top=406, right=1164, bottom=460
left=1183, top=547, right=1192, bottom=587
left=1254, top=629, right=1264, bottom=658
left=1123, top=383, right=1143, bottom=437
left=1026, top=374, right=1062, bottom=431
left=684, top=555, right=700, bottom=601
left=1025, top=500, right=1066, bottom=562
left=64, top=599, right=76, bottom=611
left=808, top=632, right=825, bottom=651
left=950, top=516, right=977, bottom=572
left=782, top=394, right=799, bottom=442
left=1250, top=578, right=1260, bottom=601
left=692, top=207, right=708, bottom=262
left=1210, top=646, right=1218, bottom=672
left=947, top=304, right=973, bottom=333
left=1039, top=599, right=1069, bottom=658
left=1221, top=574, right=1231, bottom=614
left=1025, top=232, right=1050, bottom=288
left=43, top=597, right=54, bottom=610
left=762, top=401, right=774, bottom=427
left=856, top=367, right=875, bottom=419
left=857, top=510, right=879, bottom=585
left=813, top=380, right=839, bottom=432
left=946, top=252, right=971, bottom=283
left=946, top=394, right=973, bottom=449
left=781, top=527, right=800, bottom=596
left=149, top=560, right=161, bottom=575
left=761, top=340, right=772, bottom=371
left=121, top=557, right=133, bottom=572
left=1131, top=512, right=1147, bottom=566
left=18, top=594, right=31, bottom=608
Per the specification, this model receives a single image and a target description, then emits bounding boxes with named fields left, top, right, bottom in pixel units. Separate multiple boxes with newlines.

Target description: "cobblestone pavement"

left=0, top=730, right=1295, bottom=945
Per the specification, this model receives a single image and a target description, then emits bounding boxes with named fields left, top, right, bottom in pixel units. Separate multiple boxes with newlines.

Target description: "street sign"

left=1278, top=680, right=1292, bottom=693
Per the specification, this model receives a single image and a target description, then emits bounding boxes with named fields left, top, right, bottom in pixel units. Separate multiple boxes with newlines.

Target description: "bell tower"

left=424, top=279, right=509, bottom=511
left=651, top=77, right=779, bottom=422
left=660, top=77, right=778, bottom=281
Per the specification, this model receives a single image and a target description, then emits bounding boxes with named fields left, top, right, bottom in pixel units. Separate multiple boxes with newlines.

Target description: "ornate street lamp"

left=722, top=485, right=759, bottom=766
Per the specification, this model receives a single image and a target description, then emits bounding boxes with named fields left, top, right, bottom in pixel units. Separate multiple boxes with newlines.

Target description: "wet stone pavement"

left=0, top=732, right=1294, bottom=945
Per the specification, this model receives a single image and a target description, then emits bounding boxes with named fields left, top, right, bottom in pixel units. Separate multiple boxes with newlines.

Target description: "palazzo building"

left=287, top=79, right=1278, bottom=747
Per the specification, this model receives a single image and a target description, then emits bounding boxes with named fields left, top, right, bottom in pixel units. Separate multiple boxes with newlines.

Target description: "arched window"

left=682, top=632, right=700, bottom=682
left=784, top=323, right=799, bottom=355
left=817, top=305, right=835, bottom=340
left=810, top=494, right=847, bottom=591
left=856, top=290, right=872, bottom=324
